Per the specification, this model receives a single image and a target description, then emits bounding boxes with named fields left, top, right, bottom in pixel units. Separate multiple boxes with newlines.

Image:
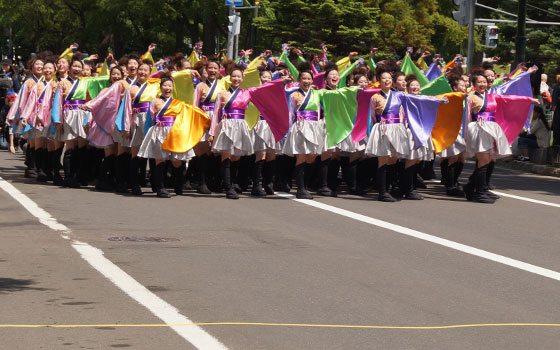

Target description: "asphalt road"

left=1, top=149, right=560, bottom=350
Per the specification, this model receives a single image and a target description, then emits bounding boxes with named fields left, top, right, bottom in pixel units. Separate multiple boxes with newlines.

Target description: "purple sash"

left=132, top=102, right=149, bottom=114
left=223, top=109, right=245, bottom=120
left=296, top=110, right=319, bottom=121
left=378, top=113, right=401, bottom=124
left=64, top=100, right=85, bottom=110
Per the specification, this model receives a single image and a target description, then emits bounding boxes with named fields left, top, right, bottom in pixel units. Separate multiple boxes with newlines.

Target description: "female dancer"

left=193, top=58, right=223, bottom=194
left=137, top=75, right=206, bottom=198
left=365, top=64, right=444, bottom=202
left=464, top=69, right=535, bottom=203
left=251, top=69, right=281, bottom=196
left=210, top=64, right=254, bottom=199
left=282, top=63, right=323, bottom=199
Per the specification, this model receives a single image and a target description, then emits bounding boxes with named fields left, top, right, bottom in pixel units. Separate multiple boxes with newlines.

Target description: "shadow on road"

left=0, top=278, right=50, bottom=294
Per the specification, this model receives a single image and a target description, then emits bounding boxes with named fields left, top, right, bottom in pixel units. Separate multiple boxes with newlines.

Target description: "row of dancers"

left=5, top=44, right=538, bottom=204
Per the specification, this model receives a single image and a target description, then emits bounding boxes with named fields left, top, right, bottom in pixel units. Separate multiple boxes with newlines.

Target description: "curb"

left=497, top=159, right=560, bottom=178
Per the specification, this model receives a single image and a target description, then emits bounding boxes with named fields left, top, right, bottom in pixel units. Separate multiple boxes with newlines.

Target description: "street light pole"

left=227, top=6, right=235, bottom=60
left=467, top=0, right=476, bottom=73
left=514, top=0, right=527, bottom=67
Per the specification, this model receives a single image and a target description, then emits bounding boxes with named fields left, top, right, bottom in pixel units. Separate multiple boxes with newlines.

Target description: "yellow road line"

left=2, top=322, right=560, bottom=329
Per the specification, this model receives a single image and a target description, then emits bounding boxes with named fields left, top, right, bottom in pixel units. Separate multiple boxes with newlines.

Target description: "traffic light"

left=453, top=0, right=470, bottom=27
left=228, top=14, right=241, bottom=35
left=485, top=25, right=498, bottom=48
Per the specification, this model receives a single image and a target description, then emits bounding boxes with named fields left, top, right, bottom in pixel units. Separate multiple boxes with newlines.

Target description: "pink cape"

left=248, top=80, right=290, bottom=141
left=494, top=94, right=534, bottom=144
left=85, top=83, right=123, bottom=147
left=351, top=88, right=380, bottom=142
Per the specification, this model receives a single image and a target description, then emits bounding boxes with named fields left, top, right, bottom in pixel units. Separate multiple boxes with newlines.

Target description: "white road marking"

left=0, top=177, right=227, bottom=350
left=276, top=192, right=560, bottom=282
left=490, top=191, right=560, bottom=208
left=426, top=180, right=560, bottom=208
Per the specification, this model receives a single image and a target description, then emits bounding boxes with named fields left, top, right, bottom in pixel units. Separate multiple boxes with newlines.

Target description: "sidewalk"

left=497, top=158, right=560, bottom=178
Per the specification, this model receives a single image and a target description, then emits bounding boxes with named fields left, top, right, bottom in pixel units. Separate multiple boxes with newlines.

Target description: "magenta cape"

left=351, top=88, right=380, bottom=142
left=247, top=80, right=290, bottom=142
left=494, top=94, right=534, bottom=144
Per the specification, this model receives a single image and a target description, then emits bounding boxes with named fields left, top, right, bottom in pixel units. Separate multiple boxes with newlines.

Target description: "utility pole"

left=249, top=2, right=259, bottom=50
left=227, top=6, right=235, bottom=60
left=467, top=0, right=476, bottom=73
left=514, top=0, right=527, bottom=67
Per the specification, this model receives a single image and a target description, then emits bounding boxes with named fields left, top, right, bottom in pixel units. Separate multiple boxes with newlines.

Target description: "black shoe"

left=317, top=186, right=332, bottom=196
left=24, top=168, right=37, bottom=178
left=95, top=180, right=114, bottom=192
left=403, top=190, right=424, bottom=200
left=378, top=192, right=397, bottom=202
left=473, top=191, right=496, bottom=204
left=414, top=175, right=427, bottom=189
left=116, top=184, right=128, bottom=194
left=131, top=185, right=143, bottom=196
left=157, top=188, right=171, bottom=198
left=184, top=179, right=193, bottom=191
left=37, top=172, right=52, bottom=183
left=446, top=187, right=465, bottom=197
left=464, top=183, right=474, bottom=201
left=487, top=184, right=496, bottom=190
left=65, top=177, right=81, bottom=188
left=53, top=174, right=65, bottom=186
left=264, top=183, right=275, bottom=195
left=390, top=188, right=403, bottom=201
left=486, top=190, right=500, bottom=200
left=197, top=184, right=212, bottom=194
left=251, top=186, right=267, bottom=197
left=274, top=182, right=291, bottom=193
left=348, top=187, right=367, bottom=196
left=233, top=184, right=242, bottom=194
left=226, top=188, right=240, bottom=199
left=296, top=188, right=313, bottom=199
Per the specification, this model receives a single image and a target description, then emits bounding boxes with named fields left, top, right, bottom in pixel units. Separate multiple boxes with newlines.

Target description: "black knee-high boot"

left=52, top=148, right=64, bottom=186
left=196, top=154, right=211, bottom=194
left=220, top=158, right=238, bottom=199
left=446, top=162, right=464, bottom=196
left=251, top=159, right=266, bottom=197
left=376, top=165, right=396, bottom=202
left=402, top=164, right=423, bottom=200
left=154, top=162, right=170, bottom=198
left=486, top=161, right=495, bottom=190
left=327, top=158, right=340, bottom=196
left=115, top=153, right=129, bottom=193
left=317, top=158, right=333, bottom=196
left=347, top=159, right=365, bottom=195
left=440, top=158, right=449, bottom=185
left=230, top=160, right=241, bottom=193
left=237, top=156, right=251, bottom=192
left=64, top=148, right=80, bottom=188
left=455, top=161, right=464, bottom=187
left=149, top=158, right=157, bottom=192
left=173, top=163, right=185, bottom=195
left=295, top=163, right=313, bottom=199
left=96, top=155, right=115, bottom=191
left=129, top=156, right=143, bottom=195
left=39, top=149, right=53, bottom=182
left=138, top=157, right=148, bottom=186
left=77, top=147, right=89, bottom=186
left=474, top=164, right=495, bottom=204
left=24, top=146, right=36, bottom=178
left=263, top=160, right=275, bottom=195
left=35, top=148, right=47, bottom=181
left=387, top=164, right=399, bottom=196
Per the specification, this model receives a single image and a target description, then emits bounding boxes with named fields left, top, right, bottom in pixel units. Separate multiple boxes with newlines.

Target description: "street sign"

left=226, top=0, right=243, bottom=5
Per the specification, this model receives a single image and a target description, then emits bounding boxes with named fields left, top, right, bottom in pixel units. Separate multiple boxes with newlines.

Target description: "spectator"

left=552, top=74, right=560, bottom=145
left=0, top=92, right=17, bottom=151
left=0, top=59, right=21, bottom=110
left=517, top=106, right=550, bottom=160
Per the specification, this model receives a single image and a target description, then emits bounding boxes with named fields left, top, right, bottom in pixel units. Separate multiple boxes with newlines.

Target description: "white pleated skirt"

left=365, top=123, right=410, bottom=157
left=439, top=132, right=466, bottom=158
left=211, top=119, right=254, bottom=156
left=253, top=119, right=282, bottom=153
left=282, top=120, right=324, bottom=156
left=466, top=120, right=511, bottom=157
left=138, top=125, right=194, bottom=162
left=337, top=135, right=367, bottom=155
left=407, top=131, right=434, bottom=161
left=61, top=109, right=88, bottom=141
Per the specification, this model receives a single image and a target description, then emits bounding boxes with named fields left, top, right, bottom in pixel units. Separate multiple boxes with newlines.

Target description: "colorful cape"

left=431, top=92, right=465, bottom=153
left=321, top=86, right=359, bottom=148
left=425, top=63, right=442, bottom=82
left=84, top=83, right=124, bottom=147
left=19, top=82, right=54, bottom=131
left=247, top=80, right=290, bottom=142
left=420, top=74, right=452, bottom=96
left=400, top=55, right=430, bottom=86
left=161, top=99, right=211, bottom=153
left=400, top=93, right=442, bottom=149
left=491, top=71, right=534, bottom=131
left=494, top=94, right=534, bottom=144
left=351, top=88, right=380, bottom=143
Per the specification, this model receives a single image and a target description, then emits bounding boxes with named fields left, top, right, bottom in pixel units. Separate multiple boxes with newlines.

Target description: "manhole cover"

left=108, top=237, right=180, bottom=242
